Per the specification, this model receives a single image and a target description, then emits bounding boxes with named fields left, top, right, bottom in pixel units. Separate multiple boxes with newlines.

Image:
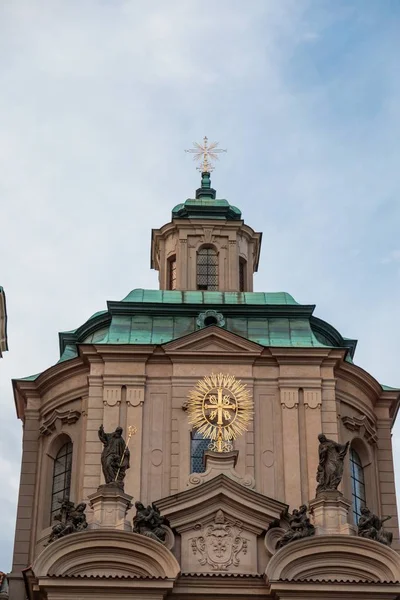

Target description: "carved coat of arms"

left=191, top=510, right=248, bottom=571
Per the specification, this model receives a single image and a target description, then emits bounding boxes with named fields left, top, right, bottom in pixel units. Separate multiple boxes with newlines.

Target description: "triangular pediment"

left=156, top=475, right=288, bottom=576
left=163, top=326, right=263, bottom=357
left=156, top=474, right=286, bottom=534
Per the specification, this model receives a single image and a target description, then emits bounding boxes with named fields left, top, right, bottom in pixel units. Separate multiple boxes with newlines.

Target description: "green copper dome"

left=172, top=172, right=241, bottom=220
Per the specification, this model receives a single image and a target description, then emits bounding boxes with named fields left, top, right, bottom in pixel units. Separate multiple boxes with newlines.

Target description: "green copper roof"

left=55, top=288, right=358, bottom=362
left=81, top=314, right=323, bottom=348
left=17, top=286, right=399, bottom=392
left=121, top=289, right=299, bottom=305
left=172, top=173, right=242, bottom=220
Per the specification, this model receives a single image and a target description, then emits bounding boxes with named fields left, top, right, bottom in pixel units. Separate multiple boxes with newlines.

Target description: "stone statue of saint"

left=133, top=501, right=168, bottom=543
left=357, top=506, right=393, bottom=546
left=276, top=504, right=315, bottom=549
left=47, top=500, right=87, bottom=544
left=98, top=425, right=130, bottom=488
left=316, top=433, right=349, bottom=494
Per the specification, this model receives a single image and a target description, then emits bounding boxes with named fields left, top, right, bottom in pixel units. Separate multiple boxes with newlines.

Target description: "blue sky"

left=1, top=0, right=400, bottom=570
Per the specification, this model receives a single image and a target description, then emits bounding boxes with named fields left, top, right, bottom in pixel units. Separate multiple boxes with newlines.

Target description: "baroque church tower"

left=7, top=151, right=400, bottom=599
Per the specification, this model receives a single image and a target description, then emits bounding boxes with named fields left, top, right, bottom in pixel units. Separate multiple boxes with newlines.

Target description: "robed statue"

left=47, top=499, right=87, bottom=544
left=276, top=504, right=315, bottom=549
left=133, top=501, right=169, bottom=544
left=316, top=433, right=349, bottom=493
left=357, top=506, right=393, bottom=546
left=98, top=425, right=130, bottom=488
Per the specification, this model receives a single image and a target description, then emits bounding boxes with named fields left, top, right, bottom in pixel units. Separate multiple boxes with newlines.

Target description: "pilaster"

left=280, top=386, right=301, bottom=508
left=9, top=396, right=41, bottom=600
left=82, top=373, right=104, bottom=503
left=124, top=383, right=145, bottom=502
left=303, top=388, right=322, bottom=501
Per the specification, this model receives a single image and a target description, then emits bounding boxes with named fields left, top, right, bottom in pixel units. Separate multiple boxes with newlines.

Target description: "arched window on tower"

left=350, top=447, right=366, bottom=524
left=190, top=430, right=211, bottom=473
left=50, top=440, right=73, bottom=523
left=168, top=255, right=177, bottom=290
left=197, top=247, right=218, bottom=291
left=239, top=258, right=247, bottom=292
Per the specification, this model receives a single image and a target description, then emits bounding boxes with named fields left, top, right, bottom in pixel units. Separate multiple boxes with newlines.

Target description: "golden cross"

left=185, top=136, right=227, bottom=172
left=204, top=387, right=236, bottom=426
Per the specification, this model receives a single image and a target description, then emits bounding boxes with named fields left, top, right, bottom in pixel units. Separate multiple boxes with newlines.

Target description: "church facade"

left=8, top=171, right=400, bottom=599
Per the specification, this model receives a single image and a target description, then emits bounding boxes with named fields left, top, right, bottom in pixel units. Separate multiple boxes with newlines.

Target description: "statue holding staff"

left=98, top=425, right=131, bottom=488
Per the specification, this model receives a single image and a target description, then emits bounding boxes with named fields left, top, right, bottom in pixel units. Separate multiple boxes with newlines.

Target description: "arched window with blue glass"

left=50, top=440, right=73, bottom=523
left=190, top=430, right=211, bottom=473
left=350, top=447, right=366, bottom=524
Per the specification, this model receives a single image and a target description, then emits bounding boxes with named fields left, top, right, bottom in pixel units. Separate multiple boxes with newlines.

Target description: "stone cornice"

left=336, top=362, right=400, bottom=423
left=173, top=573, right=267, bottom=595
left=13, top=358, right=88, bottom=420
left=106, top=300, right=315, bottom=319
left=337, top=361, right=383, bottom=398
left=79, top=344, right=155, bottom=363
left=270, top=347, right=344, bottom=366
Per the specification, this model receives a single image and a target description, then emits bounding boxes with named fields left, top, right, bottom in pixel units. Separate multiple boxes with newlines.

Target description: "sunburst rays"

left=187, top=373, right=254, bottom=448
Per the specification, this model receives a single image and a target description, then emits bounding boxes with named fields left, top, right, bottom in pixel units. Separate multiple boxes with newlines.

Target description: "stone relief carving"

left=280, top=390, right=298, bottom=409
left=262, top=449, right=274, bottom=468
left=201, top=228, right=215, bottom=244
left=357, top=507, right=393, bottom=546
left=191, top=510, right=248, bottom=571
left=304, top=390, right=321, bottom=409
left=103, top=387, right=121, bottom=407
left=47, top=500, right=87, bottom=544
left=264, top=520, right=286, bottom=555
left=342, top=415, right=377, bottom=445
left=126, top=387, right=144, bottom=407
left=196, top=309, right=225, bottom=329
left=316, top=433, right=349, bottom=494
left=151, top=448, right=163, bottom=467
left=39, top=409, right=81, bottom=436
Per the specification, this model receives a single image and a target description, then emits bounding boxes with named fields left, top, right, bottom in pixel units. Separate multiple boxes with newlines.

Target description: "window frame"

left=50, top=440, right=73, bottom=524
left=190, top=430, right=211, bottom=473
left=167, top=254, right=177, bottom=290
left=349, top=447, right=366, bottom=524
left=239, top=257, right=247, bottom=292
left=196, top=246, right=219, bottom=291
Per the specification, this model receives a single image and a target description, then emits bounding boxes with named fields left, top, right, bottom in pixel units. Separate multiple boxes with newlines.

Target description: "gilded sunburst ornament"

left=187, top=373, right=254, bottom=452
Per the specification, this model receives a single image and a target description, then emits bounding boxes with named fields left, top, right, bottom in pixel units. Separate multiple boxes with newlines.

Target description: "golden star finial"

left=185, top=136, right=227, bottom=172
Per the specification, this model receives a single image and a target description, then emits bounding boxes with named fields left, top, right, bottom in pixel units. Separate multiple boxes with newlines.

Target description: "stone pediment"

left=156, top=474, right=287, bottom=575
left=157, top=474, right=286, bottom=533
left=163, top=326, right=263, bottom=357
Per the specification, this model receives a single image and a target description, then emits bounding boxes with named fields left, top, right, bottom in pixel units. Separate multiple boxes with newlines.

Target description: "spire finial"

left=185, top=136, right=227, bottom=173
